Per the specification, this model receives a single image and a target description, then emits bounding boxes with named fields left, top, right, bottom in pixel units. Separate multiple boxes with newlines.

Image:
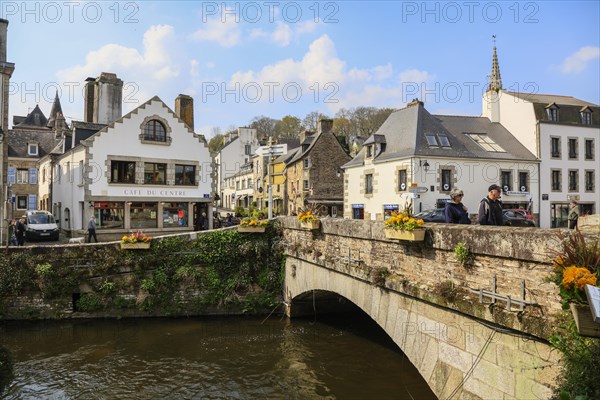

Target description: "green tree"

left=249, top=116, right=278, bottom=139
left=274, top=115, right=303, bottom=139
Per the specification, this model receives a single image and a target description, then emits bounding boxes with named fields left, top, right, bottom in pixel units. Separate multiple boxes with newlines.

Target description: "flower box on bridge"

left=120, top=242, right=151, bottom=250
left=570, top=303, right=600, bottom=338
left=238, top=226, right=266, bottom=233
left=300, top=220, right=321, bottom=230
left=384, top=228, right=425, bottom=241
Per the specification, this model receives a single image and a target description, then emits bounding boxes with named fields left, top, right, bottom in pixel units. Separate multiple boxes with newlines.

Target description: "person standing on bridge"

left=445, top=188, right=470, bottom=224
left=567, top=200, right=579, bottom=230
left=478, top=184, right=504, bottom=226
left=87, top=215, right=98, bottom=243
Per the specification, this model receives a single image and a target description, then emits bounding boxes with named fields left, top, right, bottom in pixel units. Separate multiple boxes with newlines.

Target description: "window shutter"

left=28, top=194, right=37, bottom=210
left=7, top=167, right=16, bottom=185
left=29, top=168, right=38, bottom=184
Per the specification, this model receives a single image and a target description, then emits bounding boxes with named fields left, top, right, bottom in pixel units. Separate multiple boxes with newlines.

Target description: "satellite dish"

left=443, top=184, right=449, bottom=190
left=400, top=183, right=406, bottom=190
left=520, top=186, right=527, bottom=192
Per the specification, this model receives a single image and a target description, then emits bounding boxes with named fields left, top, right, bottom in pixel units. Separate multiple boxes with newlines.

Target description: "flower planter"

left=238, top=226, right=266, bottom=233
left=120, top=242, right=151, bottom=250
left=384, top=228, right=425, bottom=241
left=300, top=220, right=321, bottom=230
left=570, top=303, right=600, bottom=338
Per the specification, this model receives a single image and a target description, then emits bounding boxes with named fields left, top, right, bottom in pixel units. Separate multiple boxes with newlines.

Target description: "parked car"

left=24, top=210, right=60, bottom=241
left=507, top=209, right=535, bottom=221
left=414, top=208, right=446, bottom=223
left=502, top=210, right=536, bottom=227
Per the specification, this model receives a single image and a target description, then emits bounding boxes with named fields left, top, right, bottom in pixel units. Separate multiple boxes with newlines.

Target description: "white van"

left=24, top=210, right=60, bottom=241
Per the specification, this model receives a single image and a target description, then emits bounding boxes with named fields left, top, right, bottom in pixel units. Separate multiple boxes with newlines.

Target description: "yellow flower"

left=562, top=266, right=596, bottom=290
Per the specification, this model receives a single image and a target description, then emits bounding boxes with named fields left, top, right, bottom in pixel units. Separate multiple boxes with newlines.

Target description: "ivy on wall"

left=0, top=225, right=284, bottom=318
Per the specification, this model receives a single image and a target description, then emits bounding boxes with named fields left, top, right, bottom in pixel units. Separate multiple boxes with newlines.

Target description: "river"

left=0, top=312, right=437, bottom=399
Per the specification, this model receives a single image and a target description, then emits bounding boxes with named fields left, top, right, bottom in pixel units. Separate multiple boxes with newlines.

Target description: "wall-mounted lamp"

left=88, top=201, right=94, bottom=208
left=419, top=160, right=430, bottom=172
left=336, top=168, right=344, bottom=178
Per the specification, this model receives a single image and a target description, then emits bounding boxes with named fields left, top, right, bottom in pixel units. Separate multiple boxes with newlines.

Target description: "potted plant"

left=383, top=210, right=425, bottom=241
left=551, top=231, right=600, bottom=337
left=297, top=207, right=321, bottom=230
left=120, top=230, right=153, bottom=249
left=237, top=216, right=269, bottom=233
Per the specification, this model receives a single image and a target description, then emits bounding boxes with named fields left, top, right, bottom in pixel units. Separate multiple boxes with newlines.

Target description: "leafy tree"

left=208, top=134, right=224, bottom=155
left=249, top=116, right=278, bottom=139
left=274, top=115, right=303, bottom=139
left=302, top=111, right=329, bottom=131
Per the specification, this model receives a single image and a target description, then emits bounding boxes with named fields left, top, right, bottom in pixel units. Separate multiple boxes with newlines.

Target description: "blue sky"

left=3, top=1, right=599, bottom=137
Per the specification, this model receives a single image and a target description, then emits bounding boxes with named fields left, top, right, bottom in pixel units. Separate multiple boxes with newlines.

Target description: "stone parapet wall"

left=279, top=217, right=579, bottom=339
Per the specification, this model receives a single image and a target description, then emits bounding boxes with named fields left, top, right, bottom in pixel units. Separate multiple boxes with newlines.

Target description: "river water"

left=1, top=313, right=437, bottom=399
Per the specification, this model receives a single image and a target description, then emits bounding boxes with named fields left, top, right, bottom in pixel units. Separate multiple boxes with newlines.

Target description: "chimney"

left=299, top=130, right=314, bottom=144
left=406, top=98, right=424, bottom=108
left=318, top=118, right=333, bottom=133
left=0, top=18, right=8, bottom=62
left=83, top=73, right=123, bottom=124
left=175, top=94, right=194, bottom=130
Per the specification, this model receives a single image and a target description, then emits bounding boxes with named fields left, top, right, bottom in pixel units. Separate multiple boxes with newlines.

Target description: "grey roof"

left=278, top=137, right=300, bottom=149
left=505, top=91, right=598, bottom=107
left=344, top=102, right=537, bottom=168
left=274, top=146, right=301, bottom=164
left=69, top=121, right=106, bottom=150
left=46, top=92, right=65, bottom=128
left=504, top=91, right=600, bottom=126
left=14, top=105, right=49, bottom=129
left=7, top=128, right=61, bottom=158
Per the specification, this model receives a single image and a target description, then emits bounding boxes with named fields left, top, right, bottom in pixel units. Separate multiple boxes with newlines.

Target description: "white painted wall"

left=345, top=156, right=539, bottom=221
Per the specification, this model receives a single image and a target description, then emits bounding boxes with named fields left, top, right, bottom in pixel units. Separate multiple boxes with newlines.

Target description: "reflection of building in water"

left=37, top=75, right=213, bottom=240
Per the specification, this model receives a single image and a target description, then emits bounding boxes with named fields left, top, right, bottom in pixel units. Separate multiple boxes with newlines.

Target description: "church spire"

left=487, top=35, right=503, bottom=92
left=47, top=90, right=64, bottom=128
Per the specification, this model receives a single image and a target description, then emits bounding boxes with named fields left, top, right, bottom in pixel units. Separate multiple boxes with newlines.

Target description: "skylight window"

left=425, top=133, right=451, bottom=148
left=466, top=133, right=506, bottom=152
left=425, top=134, right=438, bottom=146
left=438, top=135, right=451, bottom=147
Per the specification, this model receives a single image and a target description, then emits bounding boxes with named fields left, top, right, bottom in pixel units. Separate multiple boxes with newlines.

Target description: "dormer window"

left=580, top=107, right=593, bottom=125
left=28, top=143, right=39, bottom=156
left=546, top=104, right=559, bottom=122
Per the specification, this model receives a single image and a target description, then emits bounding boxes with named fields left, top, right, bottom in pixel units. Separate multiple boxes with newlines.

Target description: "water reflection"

left=1, top=314, right=436, bottom=399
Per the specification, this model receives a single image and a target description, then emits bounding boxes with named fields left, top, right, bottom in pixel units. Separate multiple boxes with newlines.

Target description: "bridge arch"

left=285, top=257, right=558, bottom=400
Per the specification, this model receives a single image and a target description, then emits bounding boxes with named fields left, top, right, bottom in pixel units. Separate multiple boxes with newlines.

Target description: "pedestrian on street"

left=478, top=184, right=504, bottom=226
left=567, top=200, right=579, bottom=230
left=15, top=218, right=26, bottom=246
left=445, top=188, right=470, bottom=224
left=88, top=215, right=98, bottom=243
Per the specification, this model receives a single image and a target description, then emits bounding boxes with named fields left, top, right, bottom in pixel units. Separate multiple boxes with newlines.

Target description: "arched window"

left=143, top=120, right=167, bottom=142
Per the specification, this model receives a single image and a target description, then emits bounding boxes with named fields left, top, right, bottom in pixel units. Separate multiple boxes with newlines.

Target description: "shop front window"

left=163, top=202, right=188, bottom=228
left=130, top=202, right=158, bottom=228
left=94, top=202, right=125, bottom=229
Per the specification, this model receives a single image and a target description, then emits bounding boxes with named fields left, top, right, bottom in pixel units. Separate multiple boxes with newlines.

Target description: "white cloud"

left=191, top=18, right=241, bottom=47
left=272, top=22, right=292, bottom=46
left=56, top=25, right=181, bottom=114
left=226, top=34, right=433, bottom=112
left=556, top=46, right=600, bottom=74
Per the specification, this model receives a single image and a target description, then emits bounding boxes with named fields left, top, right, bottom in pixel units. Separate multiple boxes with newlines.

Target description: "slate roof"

left=14, top=105, right=50, bottom=130
left=7, top=128, right=61, bottom=158
left=505, top=91, right=600, bottom=126
left=46, top=92, right=65, bottom=129
left=344, top=102, right=537, bottom=168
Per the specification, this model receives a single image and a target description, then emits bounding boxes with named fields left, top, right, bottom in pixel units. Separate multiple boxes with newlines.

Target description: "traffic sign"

left=401, top=193, right=419, bottom=199
left=255, top=144, right=288, bottom=157
left=408, top=186, right=428, bottom=194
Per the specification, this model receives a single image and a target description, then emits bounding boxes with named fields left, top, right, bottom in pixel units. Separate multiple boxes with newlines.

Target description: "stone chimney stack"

left=175, top=94, right=194, bottom=130
left=318, top=118, right=333, bottom=133
left=0, top=18, right=8, bottom=63
left=83, top=72, right=123, bottom=124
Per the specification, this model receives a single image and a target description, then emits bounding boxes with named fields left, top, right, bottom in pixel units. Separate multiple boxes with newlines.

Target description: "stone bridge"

left=279, top=217, right=566, bottom=400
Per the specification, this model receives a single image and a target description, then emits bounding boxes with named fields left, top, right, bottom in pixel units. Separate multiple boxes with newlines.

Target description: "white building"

left=482, top=46, right=599, bottom=228
left=343, top=100, right=539, bottom=221
left=215, top=127, right=259, bottom=211
left=38, top=95, right=212, bottom=239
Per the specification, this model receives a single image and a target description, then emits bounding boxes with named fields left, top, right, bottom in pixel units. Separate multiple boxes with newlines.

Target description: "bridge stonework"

left=280, top=217, right=564, bottom=400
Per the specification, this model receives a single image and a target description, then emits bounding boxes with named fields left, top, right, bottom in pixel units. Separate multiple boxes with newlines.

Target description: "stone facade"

left=286, top=119, right=350, bottom=216
left=280, top=217, right=568, bottom=399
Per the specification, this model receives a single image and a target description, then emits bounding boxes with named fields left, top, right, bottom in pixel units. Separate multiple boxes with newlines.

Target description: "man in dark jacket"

left=478, top=184, right=504, bottom=226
